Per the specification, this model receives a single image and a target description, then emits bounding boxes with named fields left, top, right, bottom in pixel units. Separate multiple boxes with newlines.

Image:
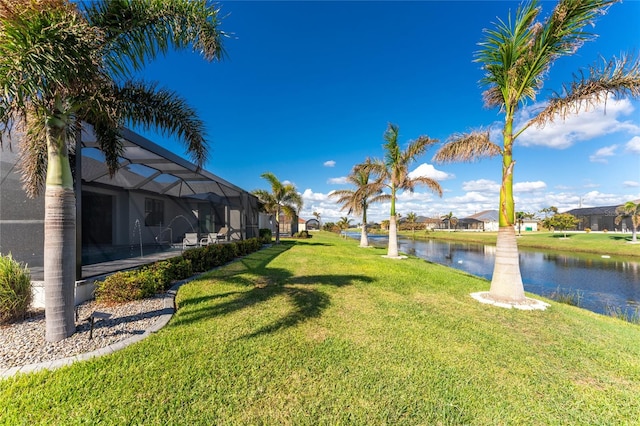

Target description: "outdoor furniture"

left=182, top=233, right=199, bottom=249
left=216, top=227, right=228, bottom=243
left=199, top=233, right=217, bottom=246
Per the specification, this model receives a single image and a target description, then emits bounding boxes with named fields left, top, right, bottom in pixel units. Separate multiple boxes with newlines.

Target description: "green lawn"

left=2, top=231, right=640, bottom=424
left=399, top=229, right=640, bottom=258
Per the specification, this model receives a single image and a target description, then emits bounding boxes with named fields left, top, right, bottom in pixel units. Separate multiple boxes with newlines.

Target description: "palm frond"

left=402, top=135, right=438, bottom=164
left=433, top=130, right=501, bottom=163
left=85, top=0, right=227, bottom=79
left=17, top=112, right=48, bottom=197
left=116, top=81, right=208, bottom=167
left=408, top=176, right=443, bottom=197
left=476, top=0, right=618, bottom=111
left=0, top=0, right=104, bottom=105
left=532, top=54, right=640, bottom=126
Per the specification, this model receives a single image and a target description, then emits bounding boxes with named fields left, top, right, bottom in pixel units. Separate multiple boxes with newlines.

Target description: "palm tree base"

left=471, top=291, right=550, bottom=311
left=381, top=255, right=407, bottom=260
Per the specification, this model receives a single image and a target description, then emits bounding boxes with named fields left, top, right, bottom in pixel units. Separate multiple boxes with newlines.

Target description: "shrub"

left=293, top=230, right=312, bottom=239
left=95, top=238, right=264, bottom=304
left=259, top=228, right=272, bottom=244
left=0, top=254, right=32, bottom=324
left=585, top=228, right=591, bottom=233
left=95, top=270, right=149, bottom=304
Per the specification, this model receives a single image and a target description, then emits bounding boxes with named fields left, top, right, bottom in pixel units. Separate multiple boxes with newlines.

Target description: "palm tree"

left=615, top=201, right=640, bottom=243
left=516, top=211, right=535, bottom=236
left=253, top=172, right=303, bottom=244
left=433, top=0, right=640, bottom=305
left=329, top=158, right=389, bottom=247
left=369, top=123, right=443, bottom=258
left=405, top=212, right=419, bottom=239
left=441, top=211, right=458, bottom=231
left=0, top=0, right=225, bottom=341
left=337, top=216, right=353, bottom=237
left=312, top=211, right=321, bottom=230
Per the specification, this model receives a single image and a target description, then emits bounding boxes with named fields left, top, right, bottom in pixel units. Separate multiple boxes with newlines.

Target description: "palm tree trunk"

left=360, top=210, right=369, bottom=247
left=387, top=215, right=399, bottom=257
left=44, top=186, right=76, bottom=341
left=487, top=120, right=526, bottom=303
left=274, top=207, right=281, bottom=244
left=359, top=224, right=369, bottom=247
left=488, top=226, right=526, bottom=303
left=44, top=124, right=76, bottom=342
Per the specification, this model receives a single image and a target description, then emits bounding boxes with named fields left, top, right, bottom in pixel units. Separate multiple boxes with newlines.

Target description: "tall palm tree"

left=615, top=201, right=640, bottom=243
left=0, top=0, right=225, bottom=341
left=329, top=158, right=389, bottom=247
left=253, top=172, right=303, bottom=244
left=369, top=123, right=443, bottom=258
left=433, top=0, right=640, bottom=305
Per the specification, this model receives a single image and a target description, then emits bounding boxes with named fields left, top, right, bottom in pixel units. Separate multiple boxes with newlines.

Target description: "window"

left=145, top=198, right=164, bottom=227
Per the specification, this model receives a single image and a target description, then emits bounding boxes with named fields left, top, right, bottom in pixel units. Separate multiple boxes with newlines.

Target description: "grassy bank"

left=2, top=231, right=639, bottom=424
left=399, top=229, right=640, bottom=258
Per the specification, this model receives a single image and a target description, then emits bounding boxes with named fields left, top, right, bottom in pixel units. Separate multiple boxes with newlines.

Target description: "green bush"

left=259, top=228, right=272, bottom=244
left=293, top=230, right=311, bottom=239
left=0, top=254, right=32, bottom=324
left=95, top=270, right=154, bottom=304
left=95, top=238, right=263, bottom=304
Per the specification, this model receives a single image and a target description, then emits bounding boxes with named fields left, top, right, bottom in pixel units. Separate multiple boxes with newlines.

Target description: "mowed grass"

left=2, top=231, right=640, bottom=424
left=400, top=229, right=640, bottom=258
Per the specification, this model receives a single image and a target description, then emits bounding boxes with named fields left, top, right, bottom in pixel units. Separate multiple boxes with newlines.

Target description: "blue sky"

left=134, top=0, right=640, bottom=223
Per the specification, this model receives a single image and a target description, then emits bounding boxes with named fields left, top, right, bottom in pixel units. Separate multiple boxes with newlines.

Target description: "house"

left=565, top=202, right=639, bottom=232
left=0, top=124, right=261, bottom=283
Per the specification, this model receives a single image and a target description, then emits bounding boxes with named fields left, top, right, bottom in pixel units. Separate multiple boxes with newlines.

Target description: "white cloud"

left=323, top=160, right=336, bottom=167
left=462, top=179, right=500, bottom=192
left=448, top=191, right=493, bottom=203
left=514, top=181, right=547, bottom=193
left=397, top=190, right=438, bottom=202
left=301, top=188, right=328, bottom=202
left=327, top=176, right=348, bottom=184
left=624, top=181, right=640, bottom=187
left=626, top=136, right=640, bottom=154
left=516, top=99, right=639, bottom=149
left=408, top=163, right=454, bottom=181
left=589, top=144, right=618, bottom=163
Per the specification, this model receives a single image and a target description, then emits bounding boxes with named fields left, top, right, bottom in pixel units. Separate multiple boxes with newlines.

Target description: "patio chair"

left=182, top=232, right=199, bottom=250
left=216, top=226, right=228, bottom=243
left=199, top=233, right=217, bottom=246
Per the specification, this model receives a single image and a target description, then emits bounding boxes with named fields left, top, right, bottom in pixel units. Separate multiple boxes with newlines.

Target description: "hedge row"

left=95, top=237, right=265, bottom=304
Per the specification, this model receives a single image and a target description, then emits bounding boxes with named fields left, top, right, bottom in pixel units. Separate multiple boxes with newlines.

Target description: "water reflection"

left=353, top=233, right=640, bottom=315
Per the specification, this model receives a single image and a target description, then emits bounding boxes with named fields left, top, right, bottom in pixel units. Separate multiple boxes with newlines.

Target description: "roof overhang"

left=80, top=125, right=257, bottom=205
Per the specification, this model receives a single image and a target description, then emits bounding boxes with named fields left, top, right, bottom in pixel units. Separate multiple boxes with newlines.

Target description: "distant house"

left=565, top=202, right=639, bottom=232
left=465, top=210, right=500, bottom=232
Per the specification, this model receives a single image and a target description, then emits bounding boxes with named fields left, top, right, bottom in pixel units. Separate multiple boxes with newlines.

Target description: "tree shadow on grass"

left=171, top=267, right=372, bottom=339
left=548, top=233, right=575, bottom=239
left=608, top=235, right=636, bottom=242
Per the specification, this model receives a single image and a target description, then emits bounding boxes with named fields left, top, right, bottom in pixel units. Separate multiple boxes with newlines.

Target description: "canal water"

left=349, top=233, right=640, bottom=315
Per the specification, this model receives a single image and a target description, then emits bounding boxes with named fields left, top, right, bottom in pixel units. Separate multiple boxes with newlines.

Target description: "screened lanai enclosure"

left=0, top=125, right=260, bottom=280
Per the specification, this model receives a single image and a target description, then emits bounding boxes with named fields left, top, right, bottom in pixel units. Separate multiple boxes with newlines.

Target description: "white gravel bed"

left=1, top=295, right=167, bottom=369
